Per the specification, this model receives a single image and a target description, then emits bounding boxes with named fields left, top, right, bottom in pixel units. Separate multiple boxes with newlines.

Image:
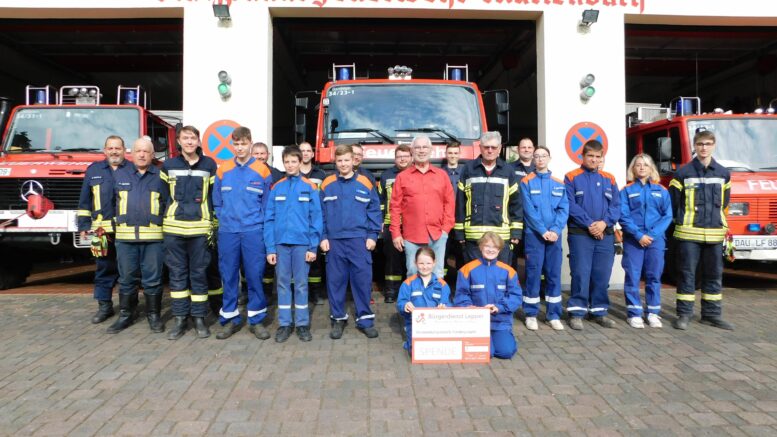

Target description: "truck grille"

left=0, top=178, right=84, bottom=210
left=769, top=201, right=777, bottom=221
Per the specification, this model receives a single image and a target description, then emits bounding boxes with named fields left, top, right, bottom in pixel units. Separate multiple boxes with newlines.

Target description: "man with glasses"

left=669, top=130, right=733, bottom=330
left=390, top=136, right=455, bottom=278
left=351, top=143, right=376, bottom=185
left=454, top=131, right=523, bottom=263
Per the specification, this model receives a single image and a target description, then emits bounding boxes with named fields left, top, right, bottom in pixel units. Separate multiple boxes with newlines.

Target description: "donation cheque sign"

left=412, top=308, right=490, bottom=364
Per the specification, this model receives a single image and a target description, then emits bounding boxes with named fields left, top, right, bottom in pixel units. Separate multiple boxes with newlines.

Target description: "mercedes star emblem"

left=20, top=180, right=44, bottom=201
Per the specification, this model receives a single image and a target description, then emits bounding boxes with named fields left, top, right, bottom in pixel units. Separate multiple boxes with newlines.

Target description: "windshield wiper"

left=396, top=127, right=459, bottom=144
left=333, top=128, right=393, bottom=144
left=759, top=166, right=777, bottom=171
left=56, top=148, right=102, bottom=152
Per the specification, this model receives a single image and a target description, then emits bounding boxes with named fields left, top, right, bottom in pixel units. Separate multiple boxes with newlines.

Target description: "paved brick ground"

left=1, top=288, right=776, bottom=436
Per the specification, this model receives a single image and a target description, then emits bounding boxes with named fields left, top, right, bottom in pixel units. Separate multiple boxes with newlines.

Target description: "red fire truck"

left=0, top=85, right=178, bottom=289
left=627, top=96, right=777, bottom=266
left=294, top=63, right=510, bottom=171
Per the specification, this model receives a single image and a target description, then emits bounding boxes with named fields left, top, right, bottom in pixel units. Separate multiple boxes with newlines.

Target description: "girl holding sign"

left=396, top=247, right=452, bottom=354
left=454, top=232, right=523, bottom=359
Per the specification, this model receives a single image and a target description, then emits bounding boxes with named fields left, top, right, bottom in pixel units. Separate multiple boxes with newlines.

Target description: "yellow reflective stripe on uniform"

left=200, top=174, right=209, bottom=221
left=160, top=171, right=169, bottom=182
left=91, top=185, right=102, bottom=212
left=720, top=183, right=728, bottom=227
left=150, top=192, right=160, bottom=215
left=118, top=191, right=128, bottom=216
left=191, top=294, right=208, bottom=302
left=209, top=175, right=216, bottom=185
left=508, top=183, right=518, bottom=195
left=166, top=179, right=178, bottom=219
left=309, top=277, right=322, bottom=283
left=262, top=277, right=274, bottom=284
left=510, top=221, right=523, bottom=230
left=385, top=275, right=403, bottom=281
left=208, top=288, right=223, bottom=295
left=171, top=290, right=191, bottom=299
left=702, top=293, right=722, bottom=301
left=78, top=209, right=91, bottom=217
left=676, top=293, right=696, bottom=301
left=685, top=188, right=695, bottom=227
left=669, top=179, right=683, bottom=190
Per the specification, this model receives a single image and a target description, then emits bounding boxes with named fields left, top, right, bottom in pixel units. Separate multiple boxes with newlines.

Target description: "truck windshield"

left=3, top=107, right=140, bottom=153
left=325, top=84, right=482, bottom=141
left=687, top=118, right=777, bottom=172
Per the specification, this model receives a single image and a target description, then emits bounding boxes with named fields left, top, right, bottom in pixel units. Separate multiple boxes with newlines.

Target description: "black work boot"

left=216, top=322, right=240, bottom=340
left=91, top=300, right=115, bottom=324
left=107, top=294, right=136, bottom=334
left=193, top=317, right=210, bottom=338
left=330, top=320, right=346, bottom=339
left=700, top=316, right=735, bottom=331
left=167, top=316, right=188, bottom=340
left=209, top=293, right=223, bottom=318
left=145, top=293, right=165, bottom=333
left=673, top=315, right=691, bottom=330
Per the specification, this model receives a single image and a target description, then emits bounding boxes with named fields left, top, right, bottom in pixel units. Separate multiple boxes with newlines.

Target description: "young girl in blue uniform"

left=396, top=247, right=452, bottom=353
left=619, top=154, right=673, bottom=328
left=454, top=232, right=523, bottom=359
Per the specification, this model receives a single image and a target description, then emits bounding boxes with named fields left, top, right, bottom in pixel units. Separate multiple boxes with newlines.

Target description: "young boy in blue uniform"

left=396, top=247, right=452, bottom=354
left=620, top=154, right=673, bottom=329
left=213, top=127, right=274, bottom=340
left=564, top=140, right=621, bottom=330
left=319, top=144, right=382, bottom=340
left=454, top=232, right=522, bottom=359
left=520, top=146, right=569, bottom=331
left=264, top=146, right=323, bottom=343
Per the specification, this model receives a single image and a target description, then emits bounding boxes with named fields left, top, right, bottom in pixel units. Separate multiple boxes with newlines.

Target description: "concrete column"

left=536, top=10, right=626, bottom=290
left=182, top=3, right=273, bottom=146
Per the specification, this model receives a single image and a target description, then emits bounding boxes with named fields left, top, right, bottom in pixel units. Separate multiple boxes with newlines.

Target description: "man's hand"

left=266, top=254, right=277, bottom=265
left=305, top=251, right=317, bottom=262
left=80, top=231, right=89, bottom=241
left=589, top=221, right=606, bottom=238
left=320, top=239, right=330, bottom=252
left=392, top=236, right=405, bottom=252
left=484, top=304, right=499, bottom=314
left=510, top=238, right=520, bottom=245
left=366, top=239, right=376, bottom=251
left=639, top=235, right=653, bottom=247
left=543, top=231, right=559, bottom=242
left=404, top=302, right=415, bottom=313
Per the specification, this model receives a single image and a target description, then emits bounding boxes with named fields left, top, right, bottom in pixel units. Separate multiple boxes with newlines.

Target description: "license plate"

left=733, top=236, right=777, bottom=250
left=0, top=168, right=10, bottom=176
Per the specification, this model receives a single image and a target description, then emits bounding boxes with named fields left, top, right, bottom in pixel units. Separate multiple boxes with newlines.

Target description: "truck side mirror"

left=657, top=137, right=673, bottom=173
left=484, top=89, right=511, bottom=144
left=294, top=96, right=309, bottom=145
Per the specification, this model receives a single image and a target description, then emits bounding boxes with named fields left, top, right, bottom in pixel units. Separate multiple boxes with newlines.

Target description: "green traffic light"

left=218, top=83, right=231, bottom=97
left=584, top=86, right=595, bottom=97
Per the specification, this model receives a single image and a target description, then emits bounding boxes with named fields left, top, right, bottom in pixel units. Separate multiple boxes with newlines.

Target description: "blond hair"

left=627, top=153, right=660, bottom=183
left=477, top=231, right=504, bottom=251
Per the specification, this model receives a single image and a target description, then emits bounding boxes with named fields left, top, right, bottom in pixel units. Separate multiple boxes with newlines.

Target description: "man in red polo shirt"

left=390, top=135, right=455, bottom=278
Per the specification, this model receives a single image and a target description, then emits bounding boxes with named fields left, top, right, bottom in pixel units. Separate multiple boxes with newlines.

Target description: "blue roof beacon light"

left=332, top=63, right=356, bottom=82
left=26, top=85, right=57, bottom=105
left=445, top=64, right=469, bottom=81
left=124, top=89, right=137, bottom=105
left=451, top=68, right=463, bottom=81
left=35, top=90, right=46, bottom=105
left=747, top=223, right=761, bottom=233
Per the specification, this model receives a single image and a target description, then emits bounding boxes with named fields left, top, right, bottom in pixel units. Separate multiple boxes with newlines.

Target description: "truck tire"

left=0, top=263, right=30, bottom=290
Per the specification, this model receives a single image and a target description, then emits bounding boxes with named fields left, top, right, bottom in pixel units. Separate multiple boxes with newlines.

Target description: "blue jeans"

left=276, top=244, right=311, bottom=327
left=115, top=241, right=164, bottom=296
left=404, top=232, right=448, bottom=278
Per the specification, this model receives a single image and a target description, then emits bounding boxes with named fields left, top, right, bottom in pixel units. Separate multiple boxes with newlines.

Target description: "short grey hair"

left=480, top=131, right=502, bottom=145
left=411, top=135, right=432, bottom=148
left=132, top=137, right=154, bottom=152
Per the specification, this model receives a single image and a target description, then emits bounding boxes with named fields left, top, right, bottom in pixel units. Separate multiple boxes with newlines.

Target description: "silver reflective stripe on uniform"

left=627, top=305, right=642, bottom=309
left=432, top=293, right=441, bottom=299
left=332, top=314, right=349, bottom=321
left=567, top=306, right=587, bottom=312
left=684, top=177, right=725, bottom=185
left=276, top=196, right=287, bottom=201
left=466, top=176, right=508, bottom=186
left=523, top=296, right=541, bottom=304
left=471, top=284, right=485, bottom=289
left=411, top=291, right=423, bottom=296
left=295, top=304, right=308, bottom=309
left=309, top=178, right=323, bottom=186
left=546, top=296, right=562, bottom=303
left=246, top=187, right=263, bottom=194
left=647, top=305, right=661, bottom=310
left=356, top=314, right=375, bottom=321
left=355, top=196, right=370, bottom=203
left=628, top=193, right=640, bottom=198
left=589, top=307, right=607, bottom=313
left=168, top=169, right=211, bottom=178
left=497, top=284, right=506, bottom=289
left=247, top=308, right=268, bottom=317
left=220, top=308, right=240, bottom=318
left=323, top=196, right=338, bottom=202
left=575, top=191, right=584, bottom=196
left=298, top=197, right=310, bottom=202
left=530, top=190, right=541, bottom=194
left=221, top=186, right=232, bottom=191
left=278, top=305, right=292, bottom=309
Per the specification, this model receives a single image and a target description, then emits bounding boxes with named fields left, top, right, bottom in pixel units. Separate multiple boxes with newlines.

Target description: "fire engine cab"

left=0, top=85, right=178, bottom=289
left=294, top=63, right=510, bottom=172
left=627, top=96, right=777, bottom=263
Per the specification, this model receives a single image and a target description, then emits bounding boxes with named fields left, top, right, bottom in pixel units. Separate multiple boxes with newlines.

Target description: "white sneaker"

left=525, top=317, right=539, bottom=331
left=627, top=317, right=645, bottom=329
left=646, top=313, right=663, bottom=328
left=547, top=319, right=565, bottom=331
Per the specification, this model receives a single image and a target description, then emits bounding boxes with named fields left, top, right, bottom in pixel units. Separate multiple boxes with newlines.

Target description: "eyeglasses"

left=396, top=155, right=412, bottom=159
left=694, top=142, right=714, bottom=147
left=533, top=154, right=550, bottom=160
left=481, top=145, right=500, bottom=150
left=413, top=145, right=431, bottom=150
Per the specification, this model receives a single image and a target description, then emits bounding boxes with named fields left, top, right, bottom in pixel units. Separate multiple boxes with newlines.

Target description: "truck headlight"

left=729, top=202, right=750, bottom=216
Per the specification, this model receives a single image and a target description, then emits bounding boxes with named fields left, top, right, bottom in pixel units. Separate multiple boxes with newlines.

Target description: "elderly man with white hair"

left=107, top=137, right=167, bottom=334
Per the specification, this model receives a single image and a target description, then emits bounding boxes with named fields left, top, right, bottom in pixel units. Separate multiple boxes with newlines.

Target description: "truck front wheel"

left=0, top=256, right=31, bottom=290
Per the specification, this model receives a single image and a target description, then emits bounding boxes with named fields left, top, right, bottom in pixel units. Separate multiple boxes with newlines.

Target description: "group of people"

left=78, top=125, right=734, bottom=360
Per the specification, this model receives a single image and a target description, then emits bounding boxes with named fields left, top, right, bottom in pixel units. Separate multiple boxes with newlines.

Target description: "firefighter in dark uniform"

left=299, top=141, right=328, bottom=304
left=77, top=135, right=128, bottom=324
left=669, top=129, right=734, bottom=330
left=454, top=131, right=523, bottom=264
left=378, top=144, right=412, bottom=303
left=108, top=137, right=167, bottom=334
left=161, top=125, right=219, bottom=340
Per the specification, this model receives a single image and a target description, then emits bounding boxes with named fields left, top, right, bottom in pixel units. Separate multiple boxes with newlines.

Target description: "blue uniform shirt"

left=619, top=179, right=673, bottom=241
left=319, top=173, right=382, bottom=241
left=264, top=174, right=324, bottom=253
left=396, top=273, right=452, bottom=313
left=454, top=258, right=522, bottom=331
left=213, top=157, right=274, bottom=233
left=113, top=164, right=167, bottom=241
left=565, top=166, right=621, bottom=231
left=521, top=170, right=569, bottom=236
